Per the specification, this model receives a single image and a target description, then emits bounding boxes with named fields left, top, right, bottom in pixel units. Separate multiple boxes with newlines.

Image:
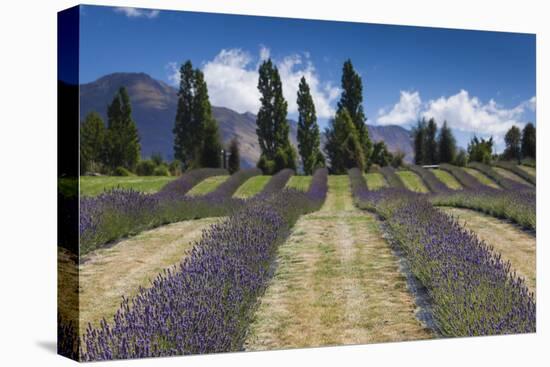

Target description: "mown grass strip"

left=396, top=171, right=429, bottom=193
left=233, top=176, right=271, bottom=198
left=286, top=176, right=312, bottom=191
left=519, top=165, right=536, bottom=177
left=493, top=166, right=533, bottom=187
left=364, top=173, right=387, bottom=190
left=431, top=169, right=462, bottom=190
left=80, top=176, right=176, bottom=196
left=493, top=162, right=535, bottom=186
left=186, top=176, right=229, bottom=196
left=463, top=168, right=499, bottom=189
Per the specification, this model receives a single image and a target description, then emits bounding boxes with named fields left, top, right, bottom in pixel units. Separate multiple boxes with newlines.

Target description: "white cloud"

left=114, top=7, right=159, bottom=18
left=167, top=47, right=340, bottom=118
left=422, top=90, right=534, bottom=136
left=377, top=91, right=421, bottom=125
left=377, top=89, right=535, bottom=145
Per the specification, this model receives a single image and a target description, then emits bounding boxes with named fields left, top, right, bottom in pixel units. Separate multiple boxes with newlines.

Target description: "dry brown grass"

left=441, top=207, right=536, bottom=294
left=244, top=176, right=432, bottom=351
left=58, top=217, right=221, bottom=331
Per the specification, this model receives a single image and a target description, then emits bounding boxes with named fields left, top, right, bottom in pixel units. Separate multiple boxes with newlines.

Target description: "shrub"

left=136, top=160, right=156, bottom=176
left=113, top=166, right=133, bottom=176
left=168, top=160, right=183, bottom=176
left=153, top=165, right=170, bottom=176
left=454, top=149, right=468, bottom=166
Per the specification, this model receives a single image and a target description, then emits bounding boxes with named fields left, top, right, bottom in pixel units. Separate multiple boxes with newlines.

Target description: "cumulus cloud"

left=167, top=47, right=340, bottom=118
left=377, top=89, right=536, bottom=143
left=377, top=91, right=421, bottom=125
left=422, top=90, right=534, bottom=136
left=114, top=7, right=160, bottom=18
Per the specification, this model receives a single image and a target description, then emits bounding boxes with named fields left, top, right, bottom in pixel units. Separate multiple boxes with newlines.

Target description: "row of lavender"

left=67, top=168, right=328, bottom=361
left=387, top=164, right=535, bottom=231
left=79, top=168, right=260, bottom=254
left=349, top=168, right=535, bottom=337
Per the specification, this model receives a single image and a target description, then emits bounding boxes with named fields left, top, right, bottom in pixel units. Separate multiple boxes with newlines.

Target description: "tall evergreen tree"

left=521, top=122, right=536, bottom=160
left=437, top=121, right=457, bottom=164
left=173, top=61, right=222, bottom=169
left=256, top=59, right=294, bottom=173
left=194, top=69, right=222, bottom=168
left=324, top=108, right=365, bottom=174
left=296, top=76, right=323, bottom=174
left=106, top=87, right=140, bottom=170
left=424, top=118, right=438, bottom=164
left=337, top=59, right=372, bottom=168
left=80, top=112, right=106, bottom=174
left=227, top=137, right=240, bottom=174
left=173, top=61, right=196, bottom=168
left=413, top=119, right=427, bottom=165
left=503, top=126, right=522, bottom=162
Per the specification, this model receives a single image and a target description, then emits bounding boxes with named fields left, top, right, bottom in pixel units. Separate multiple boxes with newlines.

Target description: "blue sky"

left=79, top=5, right=536, bottom=151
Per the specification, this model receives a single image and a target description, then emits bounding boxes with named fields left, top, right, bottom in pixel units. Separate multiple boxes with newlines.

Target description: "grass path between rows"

left=186, top=175, right=228, bottom=196
left=233, top=176, right=271, bottom=198
left=245, top=176, right=432, bottom=350
left=493, top=167, right=533, bottom=187
left=80, top=176, right=176, bottom=196
left=286, top=176, right=312, bottom=191
left=58, top=217, right=222, bottom=331
left=441, top=207, right=536, bottom=294
left=396, top=171, right=429, bottom=193
left=431, top=168, right=462, bottom=190
left=364, top=173, right=387, bottom=190
left=519, top=165, right=536, bottom=177
left=463, top=167, right=499, bottom=189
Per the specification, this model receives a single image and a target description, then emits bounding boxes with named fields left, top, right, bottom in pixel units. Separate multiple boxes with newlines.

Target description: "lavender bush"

left=439, top=163, right=484, bottom=190
left=77, top=168, right=328, bottom=360
left=258, top=168, right=294, bottom=196
left=468, top=162, right=531, bottom=191
left=494, top=161, right=536, bottom=186
left=409, top=165, right=451, bottom=193
left=160, top=168, right=228, bottom=196
left=350, top=170, right=536, bottom=336
left=379, top=166, right=406, bottom=189
left=204, top=168, right=262, bottom=198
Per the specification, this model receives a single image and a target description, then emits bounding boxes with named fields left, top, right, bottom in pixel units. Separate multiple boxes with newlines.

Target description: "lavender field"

left=59, top=162, right=536, bottom=360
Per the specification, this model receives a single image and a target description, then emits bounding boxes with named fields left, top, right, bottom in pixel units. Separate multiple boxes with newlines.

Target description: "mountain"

left=79, top=72, right=412, bottom=167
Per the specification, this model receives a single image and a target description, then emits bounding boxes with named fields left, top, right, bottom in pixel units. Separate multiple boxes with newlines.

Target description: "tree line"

left=81, top=58, right=411, bottom=176
left=412, top=118, right=536, bottom=166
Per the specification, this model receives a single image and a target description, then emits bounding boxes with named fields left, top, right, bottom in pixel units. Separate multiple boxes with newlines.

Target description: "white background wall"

left=0, top=1, right=547, bottom=366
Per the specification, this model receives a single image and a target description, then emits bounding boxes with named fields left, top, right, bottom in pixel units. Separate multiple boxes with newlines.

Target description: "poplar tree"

left=105, top=87, right=140, bottom=171
left=173, top=61, right=222, bottom=168
left=324, top=108, right=365, bottom=174
left=337, top=59, right=372, bottom=168
left=80, top=112, right=106, bottom=173
left=424, top=118, right=438, bottom=164
left=297, top=76, right=323, bottom=174
left=413, top=119, right=427, bottom=165
left=227, top=138, right=240, bottom=174
left=256, top=59, right=295, bottom=173
left=521, top=123, right=536, bottom=160
left=173, top=61, right=196, bottom=167
left=504, top=126, right=522, bottom=162
left=437, top=121, right=457, bottom=163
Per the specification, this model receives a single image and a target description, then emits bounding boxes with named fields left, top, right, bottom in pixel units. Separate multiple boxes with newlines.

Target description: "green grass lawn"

left=364, top=173, right=387, bottom=190
left=186, top=176, right=228, bottom=196
left=431, top=169, right=462, bottom=190
left=463, top=168, right=499, bottom=189
left=233, top=176, right=271, bottom=198
left=286, top=176, right=312, bottom=191
left=80, top=176, right=176, bottom=196
left=396, top=171, right=429, bottom=193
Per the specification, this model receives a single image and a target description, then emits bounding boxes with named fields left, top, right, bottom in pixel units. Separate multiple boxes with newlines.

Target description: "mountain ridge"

left=79, top=72, right=413, bottom=167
